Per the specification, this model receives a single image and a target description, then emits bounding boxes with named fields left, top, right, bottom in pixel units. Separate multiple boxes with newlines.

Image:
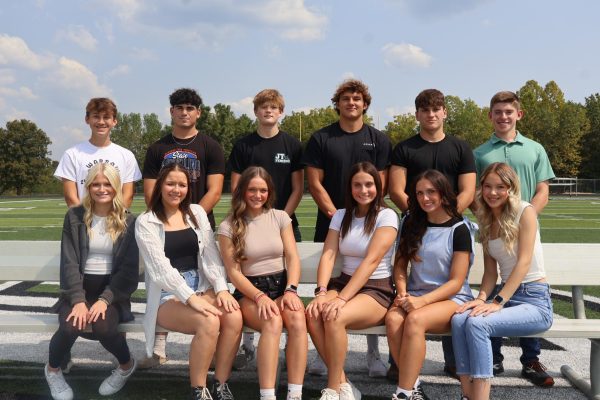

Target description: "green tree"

left=111, top=112, right=163, bottom=167
left=580, top=94, right=600, bottom=178
left=280, top=106, right=340, bottom=144
left=383, top=113, right=417, bottom=145
left=0, top=119, right=52, bottom=195
left=444, top=95, right=492, bottom=148
left=518, top=80, right=587, bottom=177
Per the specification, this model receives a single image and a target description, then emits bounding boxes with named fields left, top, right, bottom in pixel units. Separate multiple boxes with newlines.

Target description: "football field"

left=0, top=195, right=599, bottom=242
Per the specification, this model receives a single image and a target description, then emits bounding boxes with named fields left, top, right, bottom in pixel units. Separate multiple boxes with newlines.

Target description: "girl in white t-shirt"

left=218, top=166, right=307, bottom=400
left=306, top=162, right=398, bottom=400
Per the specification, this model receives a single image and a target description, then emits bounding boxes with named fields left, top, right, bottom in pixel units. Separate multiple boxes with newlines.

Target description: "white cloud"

left=130, top=47, right=158, bottom=61
left=106, top=0, right=327, bottom=47
left=0, top=34, right=47, bottom=70
left=241, top=0, right=327, bottom=41
left=56, top=25, right=98, bottom=51
left=106, top=64, right=131, bottom=78
left=97, top=20, right=115, bottom=43
left=265, top=44, right=282, bottom=59
left=341, top=72, right=356, bottom=80
left=2, top=106, right=31, bottom=122
left=382, top=42, right=432, bottom=68
left=0, top=69, right=16, bottom=85
left=0, top=86, right=39, bottom=100
left=46, top=57, right=110, bottom=97
left=228, top=97, right=255, bottom=117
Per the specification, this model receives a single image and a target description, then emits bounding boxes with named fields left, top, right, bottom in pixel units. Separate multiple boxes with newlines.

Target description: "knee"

left=385, top=308, right=405, bottom=331
left=221, top=309, right=243, bottom=332
left=403, top=313, right=426, bottom=337
left=464, top=316, right=489, bottom=337
left=284, top=310, right=307, bottom=335
left=261, top=316, right=283, bottom=336
left=91, top=321, right=118, bottom=340
left=193, top=314, right=220, bottom=338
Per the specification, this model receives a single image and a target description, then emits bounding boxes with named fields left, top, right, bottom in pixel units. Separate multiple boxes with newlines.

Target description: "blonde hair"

left=228, top=166, right=275, bottom=263
left=476, top=162, right=522, bottom=255
left=82, top=163, right=128, bottom=242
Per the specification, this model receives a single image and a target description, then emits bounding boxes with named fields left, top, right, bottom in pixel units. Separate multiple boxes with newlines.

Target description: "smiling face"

left=85, top=112, right=117, bottom=139
left=415, top=177, right=443, bottom=215
left=337, top=90, right=367, bottom=121
left=481, top=171, right=510, bottom=210
left=244, top=176, right=269, bottom=213
left=351, top=171, right=377, bottom=209
left=160, top=170, right=188, bottom=211
left=489, top=102, right=523, bottom=138
left=88, top=171, right=116, bottom=206
left=255, top=102, right=282, bottom=127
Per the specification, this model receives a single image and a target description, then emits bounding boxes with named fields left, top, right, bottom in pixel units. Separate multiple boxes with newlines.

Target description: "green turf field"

left=0, top=195, right=599, bottom=242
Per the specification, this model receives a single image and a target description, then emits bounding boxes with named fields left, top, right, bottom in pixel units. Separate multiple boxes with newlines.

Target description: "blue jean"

left=159, top=269, right=199, bottom=305
left=451, top=282, right=553, bottom=378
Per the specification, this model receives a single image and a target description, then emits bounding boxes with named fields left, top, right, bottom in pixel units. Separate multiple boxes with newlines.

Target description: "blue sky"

left=1, top=0, right=598, bottom=160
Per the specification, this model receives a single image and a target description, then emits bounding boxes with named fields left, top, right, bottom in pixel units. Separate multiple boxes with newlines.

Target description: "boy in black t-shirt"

left=302, top=79, right=392, bottom=380
left=229, top=89, right=303, bottom=241
left=228, top=89, right=304, bottom=369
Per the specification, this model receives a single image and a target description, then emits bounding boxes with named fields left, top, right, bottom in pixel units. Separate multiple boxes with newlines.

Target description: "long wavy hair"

left=398, top=169, right=460, bottom=262
left=340, top=162, right=387, bottom=239
left=147, top=163, right=199, bottom=228
left=476, top=162, right=522, bottom=255
left=228, top=166, right=276, bottom=263
left=82, top=163, right=127, bottom=242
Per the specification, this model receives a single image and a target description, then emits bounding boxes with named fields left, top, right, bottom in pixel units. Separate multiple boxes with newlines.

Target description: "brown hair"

left=398, top=169, right=460, bottom=262
left=414, top=89, right=445, bottom=110
left=147, top=163, right=199, bottom=228
left=331, top=79, right=372, bottom=115
left=86, top=98, right=117, bottom=118
left=340, top=162, right=387, bottom=239
left=490, top=91, right=521, bottom=111
left=253, top=89, right=285, bottom=112
left=228, top=166, right=276, bottom=263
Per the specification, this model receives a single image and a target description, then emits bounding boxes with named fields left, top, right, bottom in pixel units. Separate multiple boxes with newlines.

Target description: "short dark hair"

left=415, top=89, right=445, bottom=110
left=490, top=91, right=521, bottom=111
left=169, top=88, right=203, bottom=107
left=86, top=98, right=117, bottom=118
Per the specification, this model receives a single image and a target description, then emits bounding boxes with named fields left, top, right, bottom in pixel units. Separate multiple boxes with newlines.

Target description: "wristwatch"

left=285, top=284, right=298, bottom=294
left=493, top=294, right=507, bottom=306
left=314, top=286, right=327, bottom=296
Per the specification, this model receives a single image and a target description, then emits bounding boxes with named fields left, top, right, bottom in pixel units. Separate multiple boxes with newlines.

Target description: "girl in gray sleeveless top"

left=386, top=170, right=474, bottom=400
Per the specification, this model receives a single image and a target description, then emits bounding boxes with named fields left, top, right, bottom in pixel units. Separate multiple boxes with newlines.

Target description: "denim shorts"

left=233, top=270, right=287, bottom=301
left=160, top=269, right=199, bottom=305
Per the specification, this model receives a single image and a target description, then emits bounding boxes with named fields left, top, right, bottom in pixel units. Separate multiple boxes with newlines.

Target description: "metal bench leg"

left=561, top=339, right=600, bottom=400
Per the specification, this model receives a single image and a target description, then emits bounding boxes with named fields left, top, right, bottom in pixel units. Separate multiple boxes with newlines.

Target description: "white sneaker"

left=367, top=351, right=387, bottom=378
left=339, top=380, right=361, bottom=400
left=44, top=364, right=73, bottom=400
left=319, top=388, right=339, bottom=400
left=287, top=391, right=303, bottom=400
left=308, top=354, right=327, bottom=376
left=98, top=359, right=137, bottom=396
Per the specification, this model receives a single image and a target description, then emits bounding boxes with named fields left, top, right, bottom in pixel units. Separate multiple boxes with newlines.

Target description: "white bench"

left=1, top=241, right=600, bottom=399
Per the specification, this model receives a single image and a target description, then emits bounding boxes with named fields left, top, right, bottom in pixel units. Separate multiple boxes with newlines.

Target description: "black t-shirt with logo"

left=302, top=122, right=392, bottom=241
left=228, top=131, right=303, bottom=227
left=143, top=133, right=226, bottom=229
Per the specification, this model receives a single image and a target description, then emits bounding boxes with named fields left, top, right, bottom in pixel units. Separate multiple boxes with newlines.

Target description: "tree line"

left=1, top=79, right=599, bottom=195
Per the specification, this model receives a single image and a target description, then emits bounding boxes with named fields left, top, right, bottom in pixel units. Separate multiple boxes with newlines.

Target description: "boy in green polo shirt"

left=473, top=91, right=555, bottom=387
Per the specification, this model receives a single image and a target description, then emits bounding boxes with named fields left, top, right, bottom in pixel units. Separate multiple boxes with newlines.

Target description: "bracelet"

left=98, top=297, right=109, bottom=306
left=284, top=288, right=299, bottom=296
left=475, top=298, right=486, bottom=303
left=254, top=292, right=265, bottom=303
left=336, top=295, right=348, bottom=303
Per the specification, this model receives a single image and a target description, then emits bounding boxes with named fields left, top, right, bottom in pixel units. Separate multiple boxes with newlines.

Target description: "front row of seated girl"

left=45, top=160, right=553, bottom=400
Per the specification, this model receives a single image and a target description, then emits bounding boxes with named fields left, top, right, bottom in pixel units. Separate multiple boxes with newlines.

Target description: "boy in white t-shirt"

left=54, top=98, right=141, bottom=208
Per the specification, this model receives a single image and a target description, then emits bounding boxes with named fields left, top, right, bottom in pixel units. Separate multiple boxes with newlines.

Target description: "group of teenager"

left=43, top=80, right=555, bottom=400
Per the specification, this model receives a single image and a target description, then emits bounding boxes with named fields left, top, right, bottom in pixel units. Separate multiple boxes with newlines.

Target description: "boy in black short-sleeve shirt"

left=229, top=89, right=303, bottom=241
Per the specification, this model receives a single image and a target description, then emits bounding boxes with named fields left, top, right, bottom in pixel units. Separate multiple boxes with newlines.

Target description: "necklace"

left=171, top=133, right=198, bottom=146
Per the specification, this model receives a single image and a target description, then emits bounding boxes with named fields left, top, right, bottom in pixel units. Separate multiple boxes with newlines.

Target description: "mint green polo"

left=474, top=132, right=555, bottom=202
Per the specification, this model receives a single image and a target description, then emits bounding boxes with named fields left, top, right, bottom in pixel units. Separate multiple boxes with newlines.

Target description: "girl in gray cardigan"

left=44, top=163, right=139, bottom=400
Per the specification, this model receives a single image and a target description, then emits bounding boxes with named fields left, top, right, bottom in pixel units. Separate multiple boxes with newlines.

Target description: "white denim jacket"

left=135, top=204, right=228, bottom=357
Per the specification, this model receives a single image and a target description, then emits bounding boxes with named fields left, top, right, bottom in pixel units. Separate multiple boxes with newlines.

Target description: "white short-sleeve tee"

left=329, top=207, right=398, bottom=279
left=54, top=141, right=142, bottom=200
